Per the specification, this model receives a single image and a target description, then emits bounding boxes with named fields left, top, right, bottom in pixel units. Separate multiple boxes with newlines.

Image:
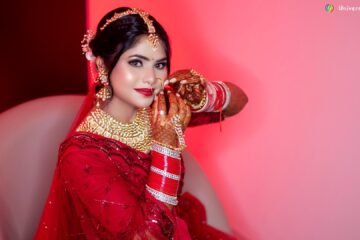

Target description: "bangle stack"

left=146, top=142, right=182, bottom=205
left=195, top=81, right=231, bottom=112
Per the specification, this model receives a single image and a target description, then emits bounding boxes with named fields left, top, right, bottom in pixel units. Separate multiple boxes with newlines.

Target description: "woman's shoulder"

left=60, top=132, right=123, bottom=156
left=59, top=132, right=149, bottom=162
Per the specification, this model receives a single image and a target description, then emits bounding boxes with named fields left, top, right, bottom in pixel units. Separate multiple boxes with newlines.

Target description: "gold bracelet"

left=171, top=114, right=186, bottom=150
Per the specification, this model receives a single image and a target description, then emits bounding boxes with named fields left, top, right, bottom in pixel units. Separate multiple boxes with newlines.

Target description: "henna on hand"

left=167, top=69, right=207, bottom=111
left=151, top=91, right=191, bottom=149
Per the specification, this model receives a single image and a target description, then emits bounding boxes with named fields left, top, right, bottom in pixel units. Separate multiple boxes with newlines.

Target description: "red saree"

left=35, top=112, right=235, bottom=239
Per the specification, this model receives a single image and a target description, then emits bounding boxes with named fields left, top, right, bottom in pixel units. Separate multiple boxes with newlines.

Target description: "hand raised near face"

left=166, top=69, right=207, bottom=111
left=151, top=91, right=191, bottom=149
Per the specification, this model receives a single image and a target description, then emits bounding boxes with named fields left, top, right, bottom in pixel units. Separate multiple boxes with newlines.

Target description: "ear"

left=95, top=57, right=107, bottom=72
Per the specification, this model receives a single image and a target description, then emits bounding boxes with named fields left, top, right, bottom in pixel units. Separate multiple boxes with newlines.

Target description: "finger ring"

left=159, top=110, right=166, bottom=116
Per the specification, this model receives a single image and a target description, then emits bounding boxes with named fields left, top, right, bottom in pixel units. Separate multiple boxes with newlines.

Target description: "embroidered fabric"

left=35, top=133, right=189, bottom=239
left=34, top=111, right=232, bottom=239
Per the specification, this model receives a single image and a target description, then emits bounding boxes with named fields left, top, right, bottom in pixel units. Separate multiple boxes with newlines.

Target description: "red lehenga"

left=35, top=110, right=234, bottom=240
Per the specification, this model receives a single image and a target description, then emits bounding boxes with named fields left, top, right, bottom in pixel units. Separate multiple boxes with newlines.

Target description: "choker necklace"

left=76, top=108, right=152, bottom=153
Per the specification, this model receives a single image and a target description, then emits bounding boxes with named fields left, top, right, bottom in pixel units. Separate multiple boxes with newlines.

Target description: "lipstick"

left=134, top=88, right=154, bottom=97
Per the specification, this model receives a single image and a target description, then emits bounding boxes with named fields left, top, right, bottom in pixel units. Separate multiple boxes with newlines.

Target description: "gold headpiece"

left=81, top=30, right=95, bottom=61
left=100, top=8, right=159, bottom=49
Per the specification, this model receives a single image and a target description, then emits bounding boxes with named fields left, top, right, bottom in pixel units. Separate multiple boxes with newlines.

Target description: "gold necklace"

left=76, top=107, right=152, bottom=153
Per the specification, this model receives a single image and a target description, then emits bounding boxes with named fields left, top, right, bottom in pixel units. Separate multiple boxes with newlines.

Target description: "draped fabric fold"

left=35, top=131, right=235, bottom=239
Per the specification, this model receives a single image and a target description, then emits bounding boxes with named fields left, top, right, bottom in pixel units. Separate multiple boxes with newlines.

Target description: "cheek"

left=110, top=65, right=137, bottom=86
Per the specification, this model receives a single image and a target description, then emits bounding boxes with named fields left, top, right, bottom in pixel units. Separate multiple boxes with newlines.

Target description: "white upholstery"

left=0, top=95, right=84, bottom=240
left=0, top=95, right=231, bottom=240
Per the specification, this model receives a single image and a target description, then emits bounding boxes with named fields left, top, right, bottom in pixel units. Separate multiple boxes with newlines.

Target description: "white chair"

left=0, top=95, right=232, bottom=240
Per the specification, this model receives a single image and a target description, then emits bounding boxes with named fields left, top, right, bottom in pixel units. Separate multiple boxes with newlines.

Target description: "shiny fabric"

left=35, top=112, right=234, bottom=239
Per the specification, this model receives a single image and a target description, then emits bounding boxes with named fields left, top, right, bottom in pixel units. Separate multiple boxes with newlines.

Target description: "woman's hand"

left=166, top=69, right=207, bottom=111
left=151, top=91, right=191, bottom=149
left=167, top=69, right=249, bottom=116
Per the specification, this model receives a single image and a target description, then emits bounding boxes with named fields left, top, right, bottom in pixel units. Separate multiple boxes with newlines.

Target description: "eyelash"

left=128, top=60, right=142, bottom=67
left=155, top=62, right=167, bottom=70
left=128, top=60, right=167, bottom=70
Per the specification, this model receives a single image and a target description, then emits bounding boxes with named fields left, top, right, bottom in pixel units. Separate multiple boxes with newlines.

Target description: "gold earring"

left=96, top=65, right=108, bottom=84
left=95, top=65, right=112, bottom=107
left=96, top=84, right=112, bottom=108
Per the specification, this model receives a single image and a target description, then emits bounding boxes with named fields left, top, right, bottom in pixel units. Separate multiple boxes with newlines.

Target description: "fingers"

left=183, top=104, right=192, bottom=128
left=168, top=91, right=179, bottom=116
left=151, top=95, right=158, bottom=125
left=157, top=91, right=167, bottom=118
left=164, top=78, right=177, bottom=87
left=176, top=93, right=192, bottom=130
left=177, top=93, right=186, bottom=122
left=170, top=78, right=177, bottom=84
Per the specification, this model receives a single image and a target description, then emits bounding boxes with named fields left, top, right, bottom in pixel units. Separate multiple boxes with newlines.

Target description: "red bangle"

left=146, top=144, right=182, bottom=205
left=147, top=173, right=179, bottom=196
left=196, top=81, right=228, bottom=112
left=151, top=151, right=181, bottom=175
left=212, top=82, right=226, bottom=111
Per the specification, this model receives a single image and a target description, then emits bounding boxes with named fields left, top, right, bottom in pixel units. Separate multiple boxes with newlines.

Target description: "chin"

left=135, top=99, right=154, bottom=108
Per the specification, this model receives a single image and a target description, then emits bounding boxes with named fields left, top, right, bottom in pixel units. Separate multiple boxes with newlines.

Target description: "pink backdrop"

left=87, top=1, right=360, bottom=239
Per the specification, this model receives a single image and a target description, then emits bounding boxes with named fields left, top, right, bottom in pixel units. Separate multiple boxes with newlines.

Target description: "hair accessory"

left=100, top=8, right=159, bottom=49
left=81, top=30, right=95, bottom=61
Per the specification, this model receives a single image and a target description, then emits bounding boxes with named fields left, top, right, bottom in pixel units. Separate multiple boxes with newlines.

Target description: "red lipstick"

left=134, top=88, right=154, bottom=97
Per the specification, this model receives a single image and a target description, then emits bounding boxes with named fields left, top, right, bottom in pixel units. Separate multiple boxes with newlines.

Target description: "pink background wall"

left=88, top=1, right=360, bottom=239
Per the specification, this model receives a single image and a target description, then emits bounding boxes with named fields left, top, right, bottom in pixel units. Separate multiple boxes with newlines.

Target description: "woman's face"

left=108, top=35, right=168, bottom=111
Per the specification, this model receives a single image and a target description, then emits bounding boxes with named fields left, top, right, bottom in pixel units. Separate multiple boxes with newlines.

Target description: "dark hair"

left=89, top=7, right=171, bottom=75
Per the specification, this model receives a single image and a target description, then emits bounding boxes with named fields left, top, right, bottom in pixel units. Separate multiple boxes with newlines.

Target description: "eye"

left=155, top=62, right=167, bottom=70
left=128, top=59, right=142, bottom=67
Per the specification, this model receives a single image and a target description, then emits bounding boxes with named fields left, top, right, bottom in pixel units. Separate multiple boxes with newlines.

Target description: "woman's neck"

left=102, top=98, right=137, bottom=123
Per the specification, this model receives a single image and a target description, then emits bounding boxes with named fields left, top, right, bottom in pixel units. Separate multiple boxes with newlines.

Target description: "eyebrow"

left=128, top=54, right=167, bottom=62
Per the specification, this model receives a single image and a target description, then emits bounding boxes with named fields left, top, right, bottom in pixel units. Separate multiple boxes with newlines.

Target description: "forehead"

left=122, top=35, right=166, bottom=59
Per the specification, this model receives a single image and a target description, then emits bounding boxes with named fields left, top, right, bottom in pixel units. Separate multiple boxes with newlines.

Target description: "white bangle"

left=216, top=81, right=231, bottom=110
left=146, top=185, right=178, bottom=205
left=150, top=166, right=181, bottom=180
left=151, top=143, right=181, bottom=159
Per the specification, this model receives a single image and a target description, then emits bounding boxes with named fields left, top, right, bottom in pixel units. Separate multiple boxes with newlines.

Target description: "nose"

left=143, top=67, right=157, bottom=86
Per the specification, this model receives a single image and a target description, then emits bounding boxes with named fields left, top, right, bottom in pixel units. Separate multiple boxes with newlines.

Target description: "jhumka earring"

left=95, top=66, right=112, bottom=107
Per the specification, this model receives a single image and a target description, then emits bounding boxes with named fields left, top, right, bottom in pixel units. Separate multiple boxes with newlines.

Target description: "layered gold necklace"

left=76, top=107, right=152, bottom=153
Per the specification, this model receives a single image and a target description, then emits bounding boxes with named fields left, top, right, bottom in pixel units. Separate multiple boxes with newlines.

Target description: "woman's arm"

left=167, top=69, right=248, bottom=119
left=222, top=81, right=248, bottom=117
